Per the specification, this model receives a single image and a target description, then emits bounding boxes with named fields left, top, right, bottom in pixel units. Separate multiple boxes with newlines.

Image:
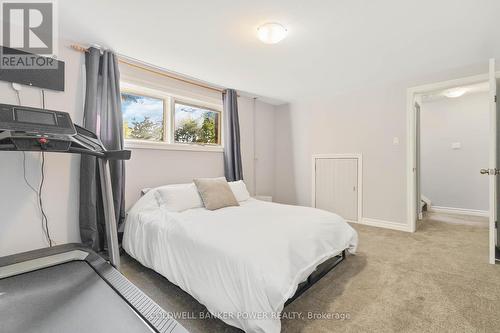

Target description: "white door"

left=487, top=59, right=499, bottom=264
left=314, top=158, right=358, bottom=221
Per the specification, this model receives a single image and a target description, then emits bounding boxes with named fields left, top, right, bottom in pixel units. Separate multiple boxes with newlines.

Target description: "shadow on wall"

left=274, top=104, right=297, bottom=204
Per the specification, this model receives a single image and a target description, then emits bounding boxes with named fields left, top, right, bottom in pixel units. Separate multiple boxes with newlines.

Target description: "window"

left=121, top=93, right=164, bottom=141
left=120, top=84, right=223, bottom=151
left=174, top=102, right=220, bottom=145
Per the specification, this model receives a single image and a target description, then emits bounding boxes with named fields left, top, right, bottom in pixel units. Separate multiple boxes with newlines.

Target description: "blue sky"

left=121, top=94, right=216, bottom=127
left=121, top=94, right=163, bottom=124
left=175, top=103, right=214, bottom=128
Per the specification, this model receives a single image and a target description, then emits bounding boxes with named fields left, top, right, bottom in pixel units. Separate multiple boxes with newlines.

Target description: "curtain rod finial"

left=70, top=44, right=88, bottom=53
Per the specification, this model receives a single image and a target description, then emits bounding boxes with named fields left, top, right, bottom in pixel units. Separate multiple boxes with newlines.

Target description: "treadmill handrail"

left=68, top=146, right=105, bottom=158
left=0, top=124, right=129, bottom=270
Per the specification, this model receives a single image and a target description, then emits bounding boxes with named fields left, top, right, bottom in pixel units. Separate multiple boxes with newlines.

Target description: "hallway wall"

left=420, top=91, right=489, bottom=212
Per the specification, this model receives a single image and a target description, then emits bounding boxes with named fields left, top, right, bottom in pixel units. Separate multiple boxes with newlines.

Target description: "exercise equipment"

left=0, top=104, right=187, bottom=333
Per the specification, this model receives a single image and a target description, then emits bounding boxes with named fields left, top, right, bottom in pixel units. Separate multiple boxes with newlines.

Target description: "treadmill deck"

left=0, top=245, right=187, bottom=333
left=0, top=261, right=154, bottom=333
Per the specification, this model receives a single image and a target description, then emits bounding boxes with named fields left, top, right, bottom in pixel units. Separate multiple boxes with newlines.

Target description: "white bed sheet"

left=123, top=192, right=358, bottom=333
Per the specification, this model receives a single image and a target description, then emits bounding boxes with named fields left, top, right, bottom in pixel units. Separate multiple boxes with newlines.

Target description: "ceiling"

left=59, top=0, right=500, bottom=104
left=421, top=82, right=489, bottom=102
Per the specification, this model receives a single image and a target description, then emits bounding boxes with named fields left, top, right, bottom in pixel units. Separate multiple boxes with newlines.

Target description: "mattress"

left=123, top=192, right=358, bottom=333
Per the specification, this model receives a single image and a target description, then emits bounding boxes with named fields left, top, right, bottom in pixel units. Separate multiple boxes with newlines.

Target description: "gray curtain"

left=79, top=47, right=125, bottom=252
left=222, top=89, right=243, bottom=181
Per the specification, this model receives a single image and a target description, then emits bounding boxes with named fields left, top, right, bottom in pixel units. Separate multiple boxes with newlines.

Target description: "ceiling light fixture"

left=257, top=22, right=287, bottom=44
left=443, top=87, right=467, bottom=98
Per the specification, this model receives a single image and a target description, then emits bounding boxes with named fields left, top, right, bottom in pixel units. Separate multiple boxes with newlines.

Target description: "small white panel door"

left=315, top=158, right=358, bottom=221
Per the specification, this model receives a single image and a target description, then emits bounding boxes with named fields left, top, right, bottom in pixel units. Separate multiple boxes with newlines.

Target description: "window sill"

left=124, top=140, right=224, bottom=153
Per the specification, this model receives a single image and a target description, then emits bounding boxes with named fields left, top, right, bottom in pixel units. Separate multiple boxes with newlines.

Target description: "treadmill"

left=0, top=104, right=187, bottom=333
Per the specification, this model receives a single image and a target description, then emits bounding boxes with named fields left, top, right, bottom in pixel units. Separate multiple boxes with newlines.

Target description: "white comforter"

left=123, top=193, right=358, bottom=333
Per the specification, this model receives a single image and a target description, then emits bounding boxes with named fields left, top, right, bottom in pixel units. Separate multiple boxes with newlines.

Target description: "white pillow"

left=229, top=180, right=250, bottom=202
left=155, top=183, right=204, bottom=212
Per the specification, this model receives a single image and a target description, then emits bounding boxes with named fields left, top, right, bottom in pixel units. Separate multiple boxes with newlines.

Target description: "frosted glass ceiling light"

left=444, top=88, right=467, bottom=98
left=257, top=23, right=287, bottom=44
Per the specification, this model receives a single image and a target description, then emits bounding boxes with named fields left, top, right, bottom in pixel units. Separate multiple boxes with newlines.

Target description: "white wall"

left=274, top=84, right=408, bottom=224
left=238, top=97, right=255, bottom=195
left=273, top=65, right=493, bottom=226
left=235, top=96, right=276, bottom=198
left=120, top=62, right=276, bottom=207
left=0, top=44, right=85, bottom=256
left=0, top=50, right=277, bottom=256
left=274, top=103, right=297, bottom=204
left=125, top=149, right=225, bottom=209
left=125, top=95, right=275, bottom=209
left=52, top=0, right=500, bottom=231
left=420, top=92, right=489, bottom=211
left=119, top=62, right=226, bottom=210
left=254, top=100, right=275, bottom=197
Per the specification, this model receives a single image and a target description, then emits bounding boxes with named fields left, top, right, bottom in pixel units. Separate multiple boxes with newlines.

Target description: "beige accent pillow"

left=193, top=177, right=240, bottom=210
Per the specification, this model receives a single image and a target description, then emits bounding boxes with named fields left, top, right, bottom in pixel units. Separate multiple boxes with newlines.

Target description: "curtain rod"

left=69, top=44, right=225, bottom=94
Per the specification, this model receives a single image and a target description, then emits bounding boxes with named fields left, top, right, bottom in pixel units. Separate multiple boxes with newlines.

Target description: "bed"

left=123, top=183, right=358, bottom=333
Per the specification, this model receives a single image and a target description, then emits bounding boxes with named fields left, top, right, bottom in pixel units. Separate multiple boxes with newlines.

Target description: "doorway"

left=407, top=60, right=500, bottom=264
left=417, top=83, right=489, bottom=223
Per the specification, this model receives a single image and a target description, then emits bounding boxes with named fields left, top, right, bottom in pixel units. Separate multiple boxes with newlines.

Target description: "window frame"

left=120, top=82, right=223, bottom=152
left=172, top=99, right=222, bottom=146
left=120, top=89, right=168, bottom=143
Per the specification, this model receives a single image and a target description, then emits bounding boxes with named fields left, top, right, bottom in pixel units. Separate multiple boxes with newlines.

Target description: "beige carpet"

left=121, top=214, right=500, bottom=332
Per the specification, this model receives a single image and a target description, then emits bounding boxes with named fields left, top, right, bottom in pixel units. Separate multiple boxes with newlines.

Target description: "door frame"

left=488, top=59, right=497, bottom=264
left=406, top=72, right=500, bottom=234
left=311, top=153, right=363, bottom=223
left=415, top=100, right=423, bottom=220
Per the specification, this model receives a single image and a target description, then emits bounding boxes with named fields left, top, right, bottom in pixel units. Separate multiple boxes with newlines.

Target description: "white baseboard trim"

left=421, top=195, right=432, bottom=208
left=349, top=217, right=412, bottom=232
left=429, top=206, right=489, bottom=217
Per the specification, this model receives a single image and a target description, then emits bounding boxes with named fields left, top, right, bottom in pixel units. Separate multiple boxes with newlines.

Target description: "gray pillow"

left=193, top=177, right=240, bottom=210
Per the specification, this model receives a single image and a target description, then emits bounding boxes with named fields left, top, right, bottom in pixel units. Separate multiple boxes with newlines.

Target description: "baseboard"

left=421, top=195, right=432, bottom=208
left=349, top=217, right=412, bottom=232
left=429, top=206, right=489, bottom=217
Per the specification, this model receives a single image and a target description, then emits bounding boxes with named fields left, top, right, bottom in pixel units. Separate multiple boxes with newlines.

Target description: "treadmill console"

left=0, top=103, right=76, bottom=136
left=0, top=103, right=77, bottom=152
left=0, top=103, right=131, bottom=160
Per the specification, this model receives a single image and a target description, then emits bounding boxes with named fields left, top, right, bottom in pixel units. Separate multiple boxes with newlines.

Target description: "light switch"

left=451, top=142, right=461, bottom=150
left=393, top=137, right=400, bottom=145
